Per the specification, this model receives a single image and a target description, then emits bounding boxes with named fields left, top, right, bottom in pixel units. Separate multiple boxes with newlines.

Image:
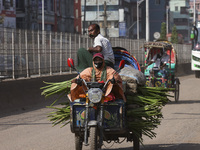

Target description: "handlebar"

left=77, top=77, right=114, bottom=92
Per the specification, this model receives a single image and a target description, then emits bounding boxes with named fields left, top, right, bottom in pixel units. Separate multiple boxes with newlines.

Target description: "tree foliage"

left=171, top=25, right=178, bottom=44
left=160, top=22, right=166, bottom=40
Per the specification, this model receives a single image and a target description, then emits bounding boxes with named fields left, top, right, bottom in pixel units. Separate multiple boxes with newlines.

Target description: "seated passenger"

left=77, top=24, right=115, bottom=72
left=145, top=50, right=169, bottom=78
left=69, top=53, right=126, bottom=102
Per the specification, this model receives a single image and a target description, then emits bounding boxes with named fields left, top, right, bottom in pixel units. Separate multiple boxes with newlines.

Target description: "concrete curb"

left=0, top=74, right=76, bottom=114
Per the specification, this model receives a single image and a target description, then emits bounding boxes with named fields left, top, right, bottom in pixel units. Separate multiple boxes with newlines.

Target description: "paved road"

left=0, top=74, right=200, bottom=150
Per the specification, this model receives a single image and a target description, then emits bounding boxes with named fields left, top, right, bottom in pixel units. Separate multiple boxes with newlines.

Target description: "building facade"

left=149, top=0, right=169, bottom=41
left=189, top=0, right=200, bottom=25
left=81, top=0, right=135, bottom=38
left=80, top=0, right=170, bottom=40
left=16, top=0, right=74, bottom=32
left=169, top=0, right=190, bottom=43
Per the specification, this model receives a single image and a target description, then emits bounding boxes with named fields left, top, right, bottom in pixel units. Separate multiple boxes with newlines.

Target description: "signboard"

left=3, top=16, right=15, bottom=28
left=119, top=22, right=126, bottom=37
left=0, top=0, right=16, bottom=28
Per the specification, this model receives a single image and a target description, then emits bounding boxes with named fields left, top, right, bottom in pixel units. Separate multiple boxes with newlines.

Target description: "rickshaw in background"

left=143, top=41, right=180, bottom=102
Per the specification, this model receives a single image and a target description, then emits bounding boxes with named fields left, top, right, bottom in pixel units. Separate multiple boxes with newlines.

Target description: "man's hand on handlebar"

left=110, top=77, right=116, bottom=84
left=71, top=78, right=82, bottom=86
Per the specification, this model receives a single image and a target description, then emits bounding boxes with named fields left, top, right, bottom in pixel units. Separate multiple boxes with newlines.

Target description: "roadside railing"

left=0, top=28, right=191, bottom=80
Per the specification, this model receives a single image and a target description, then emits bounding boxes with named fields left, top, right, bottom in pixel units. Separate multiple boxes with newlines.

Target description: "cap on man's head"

left=93, top=53, right=104, bottom=60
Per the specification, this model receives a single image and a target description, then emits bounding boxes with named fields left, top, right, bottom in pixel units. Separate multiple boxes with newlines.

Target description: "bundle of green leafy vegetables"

left=41, top=79, right=173, bottom=142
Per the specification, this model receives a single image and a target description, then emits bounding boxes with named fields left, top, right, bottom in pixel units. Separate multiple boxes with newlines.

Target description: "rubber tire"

left=133, top=134, right=140, bottom=150
left=195, top=71, right=200, bottom=78
left=174, top=80, right=180, bottom=102
left=90, top=127, right=98, bottom=150
left=75, top=134, right=83, bottom=150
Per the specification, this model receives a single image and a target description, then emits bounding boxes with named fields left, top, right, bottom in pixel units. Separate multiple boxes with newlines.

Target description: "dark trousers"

left=77, top=48, right=114, bottom=72
left=77, top=48, right=93, bottom=72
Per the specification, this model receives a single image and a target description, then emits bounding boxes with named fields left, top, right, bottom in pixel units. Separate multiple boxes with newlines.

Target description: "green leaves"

left=160, top=22, right=167, bottom=41
left=126, top=86, right=172, bottom=142
left=41, top=79, right=73, bottom=98
left=41, top=80, right=73, bottom=127
left=171, top=25, right=178, bottom=44
left=47, top=103, right=70, bottom=127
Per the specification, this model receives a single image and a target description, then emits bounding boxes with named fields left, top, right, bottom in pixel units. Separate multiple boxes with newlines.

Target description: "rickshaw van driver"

left=77, top=24, right=115, bottom=72
left=145, top=50, right=169, bottom=79
left=69, top=53, right=126, bottom=102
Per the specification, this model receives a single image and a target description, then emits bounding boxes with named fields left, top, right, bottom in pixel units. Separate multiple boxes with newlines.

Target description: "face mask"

left=94, top=62, right=103, bottom=69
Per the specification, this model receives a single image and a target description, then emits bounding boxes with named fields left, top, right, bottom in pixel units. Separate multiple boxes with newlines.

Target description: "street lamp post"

left=194, top=0, right=196, bottom=26
left=42, top=0, right=45, bottom=52
left=96, top=0, right=99, bottom=23
left=42, top=0, right=44, bottom=31
left=146, top=0, right=149, bottom=42
left=166, top=6, right=169, bottom=34
left=83, top=0, right=86, bottom=34
left=137, top=0, right=144, bottom=40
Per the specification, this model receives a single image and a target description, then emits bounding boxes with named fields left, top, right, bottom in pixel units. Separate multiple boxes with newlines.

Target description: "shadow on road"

left=167, top=100, right=200, bottom=105
left=103, top=143, right=200, bottom=150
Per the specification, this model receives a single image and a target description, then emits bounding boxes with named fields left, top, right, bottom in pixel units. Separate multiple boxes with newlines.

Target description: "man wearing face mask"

left=77, top=24, right=115, bottom=72
left=69, top=53, right=126, bottom=102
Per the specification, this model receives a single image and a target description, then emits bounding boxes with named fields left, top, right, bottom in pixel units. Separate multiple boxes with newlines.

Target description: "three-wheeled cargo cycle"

left=68, top=47, right=141, bottom=150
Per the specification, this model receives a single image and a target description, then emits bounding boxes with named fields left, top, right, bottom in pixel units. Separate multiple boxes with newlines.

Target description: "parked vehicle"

left=191, top=25, right=200, bottom=78
left=143, top=41, right=180, bottom=102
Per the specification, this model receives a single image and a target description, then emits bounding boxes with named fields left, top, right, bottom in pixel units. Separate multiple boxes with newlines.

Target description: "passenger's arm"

left=145, top=60, right=154, bottom=69
left=145, top=54, right=157, bottom=69
left=88, top=46, right=102, bottom=53
left=160, top=55, right=169, bottom=69
left=160, top=63, right=167, bottom=70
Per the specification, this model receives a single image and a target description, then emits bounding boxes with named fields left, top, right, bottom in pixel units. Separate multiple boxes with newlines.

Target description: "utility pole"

left=42, top=0, right=44, bottom=31
left=146, top=0, right=149, bottom=41
left=137, top=0, right=144, bottom=40
left=36, top=0, right=39, bottom=30
left=27, top=0, right=30, bottom=29
left=103, top=1, right=107, bottom=37
left=166, top=6, right=169, bottom=34
left=194, top=0, right=196, bottom=26
left=96, top=0, right=99, bottom=23
left=83, top=0, right=86, bottom=34
left=42, top=0, right=45, bottom=52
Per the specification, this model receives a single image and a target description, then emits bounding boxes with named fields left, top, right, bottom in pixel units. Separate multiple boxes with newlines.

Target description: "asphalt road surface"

left=0, top=74, right=200, bottom=150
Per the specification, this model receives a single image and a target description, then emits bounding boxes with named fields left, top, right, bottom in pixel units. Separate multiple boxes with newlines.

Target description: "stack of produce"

left=126, top=86, right=172, bottom=141
left=41, top=75, right=172, bottom=142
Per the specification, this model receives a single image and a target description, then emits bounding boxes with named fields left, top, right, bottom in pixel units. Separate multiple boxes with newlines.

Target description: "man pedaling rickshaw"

left=68, top=53, right=126, bottom=102
left=145, top=49, right=169, bottom=82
